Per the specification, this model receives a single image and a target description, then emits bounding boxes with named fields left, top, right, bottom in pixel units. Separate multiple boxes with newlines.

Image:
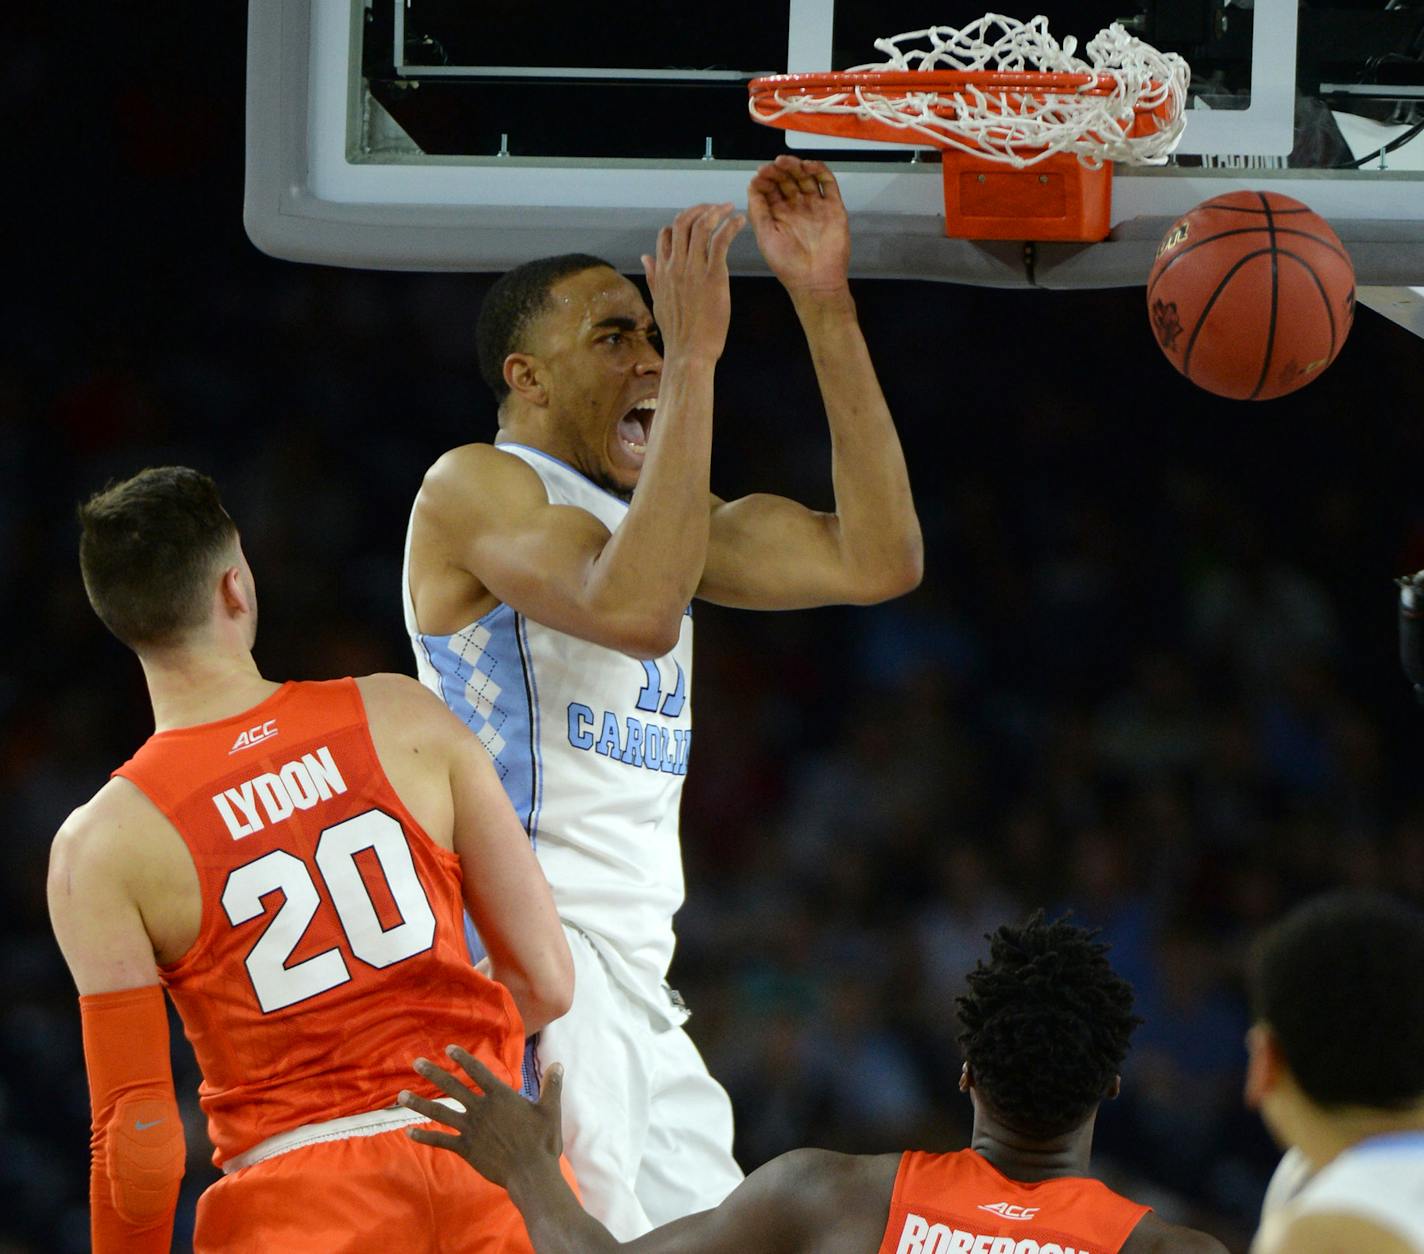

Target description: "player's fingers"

left=776, top=154, right=820, bottom=197
left=746, top=183, right=774, bottom=233
left=749, top=170, right=786, bottom=196
left=671, top=203, right=709, bottom=263
left=446, top=1044, right=508, bottom=1098
left=406, top=1126, right=465, bottom=1153
left=688, top=203, right=732, bottom=262
left=707, top=213, right=746, bottom=268
left=771, top=156, right=805, bottom=199
left=413, top=1055, right=479, bottom=1104
left=538, top=1062, right=564, bottom=1116
left=804, top=160, right=841, bottom=202
left=397, top=1089, right=465, bottom=1129
left=656, top=224, right=674, bottom=268
left=641, top=253, right=655, bottom=287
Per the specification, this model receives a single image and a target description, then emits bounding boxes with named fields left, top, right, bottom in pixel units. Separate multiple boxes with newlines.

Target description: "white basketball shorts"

left=534, top=925, right=743, bottom=1240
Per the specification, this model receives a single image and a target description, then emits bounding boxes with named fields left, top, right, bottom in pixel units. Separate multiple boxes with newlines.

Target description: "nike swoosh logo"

left=134, top=1118, right=164, bottom=1131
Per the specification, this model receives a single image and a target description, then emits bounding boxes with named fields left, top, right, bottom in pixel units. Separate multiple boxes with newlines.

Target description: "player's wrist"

left=504, top=1152, right=568, bottom=1210
left=659, top=347, right=725, bottom=375
left=787, top=283, right=856, bottom=319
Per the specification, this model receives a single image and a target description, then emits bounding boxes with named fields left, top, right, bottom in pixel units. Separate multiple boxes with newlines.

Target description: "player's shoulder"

left=736, top=1151, right=901, bottom=1249
left=1123, top=1211, right=1230, bottom=1254
left=1260, top=1208, right=1418, bottom=1254
left=755, top=1149, right=902, bottom=1212
left=354, top=672, right=454, bottom=729
left=420, top=441, right=546, bottom=516
left=50, top=776, right=168, bottom=881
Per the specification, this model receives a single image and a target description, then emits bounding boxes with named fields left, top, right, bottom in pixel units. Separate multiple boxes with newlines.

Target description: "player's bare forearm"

left=794, top=288, right=922, bottom=598
left=701, top=158, right=920, bottom=610
left=593, top=355, right=716, bottom=643
left=505, top=1155, right=625, bottom=1254
left=698, top=300, right=920, bottom=609
left=581, top=204, right=742, bottom=653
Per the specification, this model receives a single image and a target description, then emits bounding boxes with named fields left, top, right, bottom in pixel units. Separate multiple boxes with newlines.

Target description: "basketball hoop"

left=748, top=15, right=1190, bottom=242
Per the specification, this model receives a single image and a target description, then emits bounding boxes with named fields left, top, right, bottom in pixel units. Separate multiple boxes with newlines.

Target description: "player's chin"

left=608, top=435, right=647, bottom=481
left=593, top=448, right=642, bottom=499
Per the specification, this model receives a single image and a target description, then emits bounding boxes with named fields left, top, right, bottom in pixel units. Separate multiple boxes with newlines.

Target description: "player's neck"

left=140, top=645, right=280, bottom=733
left=497, top=412, right=582, bottom=471
left=970, top=1116, right=1096, bottom=1182
left=1293, top=1098, right=1424, bottom=1172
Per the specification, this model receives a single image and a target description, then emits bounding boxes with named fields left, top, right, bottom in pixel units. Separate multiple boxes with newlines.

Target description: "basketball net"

left=752, top=15, right=1189, bottom=169
left=748, top=15, right=1191, bottom=241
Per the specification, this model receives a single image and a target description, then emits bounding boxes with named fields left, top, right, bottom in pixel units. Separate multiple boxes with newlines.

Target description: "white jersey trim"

left=222, top=1097, right=464, bottom=1174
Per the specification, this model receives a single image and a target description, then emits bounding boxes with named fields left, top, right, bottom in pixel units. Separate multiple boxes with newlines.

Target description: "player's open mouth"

left=616, top=397, right=657, bottom=459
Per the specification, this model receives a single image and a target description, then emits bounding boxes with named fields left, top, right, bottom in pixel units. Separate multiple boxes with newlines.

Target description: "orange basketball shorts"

left=194, top=1123, right=576, bottom=1253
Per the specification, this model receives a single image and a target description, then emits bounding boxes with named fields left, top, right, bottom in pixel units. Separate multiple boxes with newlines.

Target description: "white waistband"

left=223, top=1096, right=463, bottom=1175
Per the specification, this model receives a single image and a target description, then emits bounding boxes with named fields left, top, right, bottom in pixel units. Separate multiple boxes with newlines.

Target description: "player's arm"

left=1122, top=1212, right=1230, bottom=1254
left=47, top=797, right=185, bottom=1254
left=400, top=1048, right=889, bottom=1254
left=443, top=703, right=574, bottom=1033
left=1252, top=1210, right=1416, bottom=1254
left=417, top=204, right=744, bottom=659
left=358, top=673, right=572, bottom=1032
left=697, top=157, right=922, bottom=611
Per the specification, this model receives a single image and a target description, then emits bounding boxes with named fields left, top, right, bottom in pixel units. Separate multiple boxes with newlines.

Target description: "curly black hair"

left=956, top=912, right=1142, bottom=1139
left=1250, top=890, right=1424, bottom=1109
left=474, top=253, right=615, bottom=406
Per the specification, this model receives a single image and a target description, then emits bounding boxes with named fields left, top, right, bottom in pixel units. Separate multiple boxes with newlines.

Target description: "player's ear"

left=959, top=1062, right=972, bottom=1094
left=1104, top=1074, right=1121, bottom=1101
left=218, top=565, right=251, bottom=620
left=1244, top=1023, right=1284, bottom=1109
left=503, top=353, right=547, bottom=407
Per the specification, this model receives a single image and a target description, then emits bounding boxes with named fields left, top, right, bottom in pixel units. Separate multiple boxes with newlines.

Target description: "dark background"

left=5, top=5, right=1424, bottom=1251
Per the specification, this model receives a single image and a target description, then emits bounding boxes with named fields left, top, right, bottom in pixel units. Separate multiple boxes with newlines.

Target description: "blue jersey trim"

left=416, top=603, right=535, bottom=827
left=1353, top=1131, right=1424, bottom=1154
left=516, top=611, right=543, bottom=849
left=421, top=604, right=538, bottom=970
left=519, top=1035, right=542, bottom=1101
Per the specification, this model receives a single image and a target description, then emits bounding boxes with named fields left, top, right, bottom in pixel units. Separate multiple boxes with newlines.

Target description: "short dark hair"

left=474, top=253, right=614, bottom=404
left=957, top=912, right=1141, bottom=1139
left=78, top=466, right=238, bottom=649
left=1250, top=890, right=1424, bottom=1109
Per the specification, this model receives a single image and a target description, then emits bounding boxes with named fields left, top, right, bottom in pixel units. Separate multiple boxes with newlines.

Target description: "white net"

left=753, top=14, right=1191, bottom=168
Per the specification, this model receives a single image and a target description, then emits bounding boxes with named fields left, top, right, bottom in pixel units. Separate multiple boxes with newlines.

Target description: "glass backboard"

left=245, top=0, right=1424, bottom=287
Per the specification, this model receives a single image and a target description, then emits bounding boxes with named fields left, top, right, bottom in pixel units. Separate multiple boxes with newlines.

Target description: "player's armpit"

left=81, top=985, right=185, bottom=1253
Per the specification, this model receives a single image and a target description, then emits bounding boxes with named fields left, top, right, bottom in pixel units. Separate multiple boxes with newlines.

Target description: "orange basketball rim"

left=748, top=18, right=1190, bottom=243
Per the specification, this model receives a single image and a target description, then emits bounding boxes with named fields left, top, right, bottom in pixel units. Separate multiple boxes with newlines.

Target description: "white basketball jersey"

left=402, top=442, right=693, bottom=1026
left=1257, top=1133, right=1424, bottom=1252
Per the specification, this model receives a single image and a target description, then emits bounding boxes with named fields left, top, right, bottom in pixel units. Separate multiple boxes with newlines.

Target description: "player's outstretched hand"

left=398, top=1045, right=563, bottom=1188
left=748, top=155, right=851, bottom=297
left=641, top=202, right=745, bottom=364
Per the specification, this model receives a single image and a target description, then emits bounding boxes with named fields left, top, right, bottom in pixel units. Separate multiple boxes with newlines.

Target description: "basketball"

left=1146, top=191, right=1356, bottom=401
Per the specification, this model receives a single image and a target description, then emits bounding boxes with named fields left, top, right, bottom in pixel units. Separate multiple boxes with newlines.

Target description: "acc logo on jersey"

left=979, top=1202, right=1040, bottom=1221
left=230, top=719, right=279, bottom=754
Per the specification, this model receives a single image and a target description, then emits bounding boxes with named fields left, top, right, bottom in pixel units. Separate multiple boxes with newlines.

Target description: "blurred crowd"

left=8, top=7, right=1424, bottom=1251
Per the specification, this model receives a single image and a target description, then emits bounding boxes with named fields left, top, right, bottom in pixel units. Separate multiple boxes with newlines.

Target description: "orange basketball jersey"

left=878, top=1149, right=1151, bottom=1254
left=114, top=678, right=524, bottom=1168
